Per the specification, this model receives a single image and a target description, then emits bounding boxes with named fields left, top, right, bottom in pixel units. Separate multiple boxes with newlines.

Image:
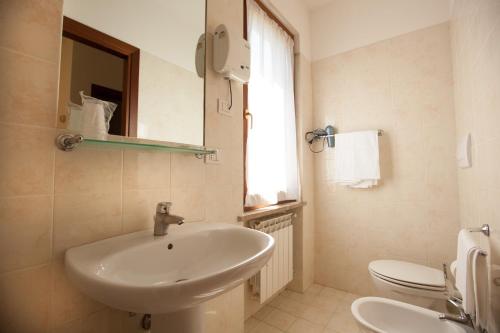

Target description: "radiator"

left=249, top=213, right=294, bottom=304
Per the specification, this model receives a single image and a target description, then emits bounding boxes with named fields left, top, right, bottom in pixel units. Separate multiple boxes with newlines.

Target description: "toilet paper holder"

left=467, top=224, right=490, bottom=237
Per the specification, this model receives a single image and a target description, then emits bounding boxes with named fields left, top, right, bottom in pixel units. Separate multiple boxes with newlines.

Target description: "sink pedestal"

left=152, top=305, right=205, bottom=333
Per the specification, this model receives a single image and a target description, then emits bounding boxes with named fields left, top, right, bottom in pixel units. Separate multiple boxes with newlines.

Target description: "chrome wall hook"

left=56, top=133, right=83, bottom=151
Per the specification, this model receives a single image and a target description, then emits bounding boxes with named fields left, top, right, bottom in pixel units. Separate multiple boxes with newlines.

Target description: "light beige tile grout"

left=0, top=45, right=59, bottom=66
left=0, top=262, right=51, bottom=278
left=0, top=120, right=58, bottom=131
left=120, top=149, right=125, bottom=234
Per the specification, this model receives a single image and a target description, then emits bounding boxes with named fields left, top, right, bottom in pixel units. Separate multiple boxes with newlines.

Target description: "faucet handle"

left=156, top=202, right=172, bottom=214
left=448, top=295, right=462, bottom=307
left=447, top=296, right=466, bottom=316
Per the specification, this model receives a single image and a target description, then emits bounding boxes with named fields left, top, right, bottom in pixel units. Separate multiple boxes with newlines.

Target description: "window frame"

left=243, top=0, right=296, bottom=212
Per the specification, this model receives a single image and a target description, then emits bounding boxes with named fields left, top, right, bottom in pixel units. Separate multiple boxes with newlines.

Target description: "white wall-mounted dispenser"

left=213, top=24, right=251, bottom=83
left=195, top=33, right=206, bottom=78
left=457, top=133, right=472, bottom=168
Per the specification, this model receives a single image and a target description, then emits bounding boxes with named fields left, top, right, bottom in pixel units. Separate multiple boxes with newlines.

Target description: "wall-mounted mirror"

left=57, top=0, right=206, bottom=146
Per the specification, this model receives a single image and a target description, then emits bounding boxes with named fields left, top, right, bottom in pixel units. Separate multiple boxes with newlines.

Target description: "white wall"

left=310, top=0, right=451, bottom=60
left=138, top=51, right=204, bottom=145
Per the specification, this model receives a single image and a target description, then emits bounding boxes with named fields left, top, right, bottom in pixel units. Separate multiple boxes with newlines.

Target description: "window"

left=244, top=0, right=299, bottom=210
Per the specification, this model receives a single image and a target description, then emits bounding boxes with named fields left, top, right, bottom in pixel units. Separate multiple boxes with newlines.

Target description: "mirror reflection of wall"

left=57, top=0, right=206, bottom=146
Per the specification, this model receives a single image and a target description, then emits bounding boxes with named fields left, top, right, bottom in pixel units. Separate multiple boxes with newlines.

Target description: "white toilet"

left=368, top=260, right=448, bottom=310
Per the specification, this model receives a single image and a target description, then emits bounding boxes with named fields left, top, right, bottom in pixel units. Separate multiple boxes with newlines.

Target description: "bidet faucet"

left=439, top=296, right=474, bottom=329
left=154, top=202, right=184, bottom=236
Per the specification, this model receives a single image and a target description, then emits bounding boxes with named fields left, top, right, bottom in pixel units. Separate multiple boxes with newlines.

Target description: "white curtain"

left=245, top=0, right=299, bottom=207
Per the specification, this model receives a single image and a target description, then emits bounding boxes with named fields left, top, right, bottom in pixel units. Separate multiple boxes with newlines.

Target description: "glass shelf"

left=56, top=131, right=216, bottom=155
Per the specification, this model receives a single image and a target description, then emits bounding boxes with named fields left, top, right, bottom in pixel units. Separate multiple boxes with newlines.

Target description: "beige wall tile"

left=312, top=22, right=460, bottom=294
left=123, top=150, right=171, bottom=190
left=50, top=260, right=105, bottom=327
left=0, top=49, right=58, bottom=127
left=0, top=195, right=52, bottom=273
left=292, top=54, right=316, bottom=293
left=171, top=153, right=206, bottom=188
left=0, top=123, right=55, bottom=196
left=122, top=189, right=170, bottom=233
left=0, top=0, right=62, bottom=63
left=172, top=185, right=206, bottom=222
left=450, top=1, right=500, bottom=331
left=0, top=0, right=246, bottom=331
left=54, top=147, right=122, bottom=195
left=0, top=264, right=51, bottom=333
left=53, top=192, right=122, bottom=258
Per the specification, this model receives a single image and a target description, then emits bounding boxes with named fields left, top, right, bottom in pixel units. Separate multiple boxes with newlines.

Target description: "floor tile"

left=299, top=305, right=334, bottom=326
left=326, top=310, right=360, bottom=332
left=263, top=308, right=296, bottom=331
left=246, top=285, right=363, bottom=333
left=254, top=305, right=274, bottom=320
left=245, top=317, right=261, bottom=333
left=287, top=319, right=323, bottom=333
left=253, top=321, right=284, bottom=333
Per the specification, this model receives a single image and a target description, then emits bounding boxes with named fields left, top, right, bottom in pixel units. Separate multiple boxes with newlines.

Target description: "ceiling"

left=300, top=0, right=334, bottom=11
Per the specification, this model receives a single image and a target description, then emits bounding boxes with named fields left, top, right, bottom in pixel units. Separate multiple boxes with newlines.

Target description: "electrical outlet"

left=217, top=98, right=231, bottom=116
left=204, top=149, right=222, bottom=164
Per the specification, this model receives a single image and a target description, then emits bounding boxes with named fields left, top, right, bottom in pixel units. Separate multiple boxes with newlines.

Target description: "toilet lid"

left=369, top=260, right=445, bottom=288
left=371, top=270, right=447, bottom=291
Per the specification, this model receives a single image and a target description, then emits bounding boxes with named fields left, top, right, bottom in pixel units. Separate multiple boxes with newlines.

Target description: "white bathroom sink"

left=65, top=223, right=274, bottom=314
left=352, top=297, right=475, bottom=333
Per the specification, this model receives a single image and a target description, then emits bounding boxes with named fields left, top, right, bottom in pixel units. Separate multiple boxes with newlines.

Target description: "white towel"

left=67, top=92, right=117, bottom=139
left=333, top=130, right=380, bottom=188
left=455, top=229, right=481, bottom=315
left=472, top=251, right=488, bottom=329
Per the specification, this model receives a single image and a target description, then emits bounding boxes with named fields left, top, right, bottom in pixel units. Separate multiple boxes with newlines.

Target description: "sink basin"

left=65, top=222, right=274, bottom=315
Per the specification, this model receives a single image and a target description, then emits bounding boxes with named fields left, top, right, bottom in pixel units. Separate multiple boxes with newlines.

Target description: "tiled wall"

left=312, top=23, right=460, bottom=294
left=0, top=0, right=244, bottom=332
left=292, top=54, right=315, bottom=292
left=450, top=1, right=500, bottom=331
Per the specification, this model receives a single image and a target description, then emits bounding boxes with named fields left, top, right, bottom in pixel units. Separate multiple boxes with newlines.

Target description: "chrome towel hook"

left=468, top=224, right=490, bottom=237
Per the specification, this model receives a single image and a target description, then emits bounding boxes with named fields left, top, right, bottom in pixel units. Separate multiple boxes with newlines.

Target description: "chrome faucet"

left=153, top=202, right=184, bottom=236
left=439, top=296, right=474, bottom=329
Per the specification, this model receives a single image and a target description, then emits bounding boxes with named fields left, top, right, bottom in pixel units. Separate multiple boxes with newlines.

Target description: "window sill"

left=237, top=201, right=306, bottom=222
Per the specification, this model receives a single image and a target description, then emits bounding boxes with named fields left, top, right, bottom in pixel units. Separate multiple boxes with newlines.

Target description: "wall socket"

left=217, top=98, right=231, bottom=116
left=204, top=149, right=222, bottom=164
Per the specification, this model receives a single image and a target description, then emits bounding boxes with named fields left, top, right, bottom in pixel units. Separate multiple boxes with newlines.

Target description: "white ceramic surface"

left=369, top=260, right=445, bottom=288
left=65, top=222, right=274, bottom=314
left=351, top=297, right=474, bottom=333
left=369, top=270, right=447, bottom=310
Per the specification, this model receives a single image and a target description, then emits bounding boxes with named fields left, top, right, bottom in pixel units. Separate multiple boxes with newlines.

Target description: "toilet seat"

left=369, top=260, right=446, bottom=291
